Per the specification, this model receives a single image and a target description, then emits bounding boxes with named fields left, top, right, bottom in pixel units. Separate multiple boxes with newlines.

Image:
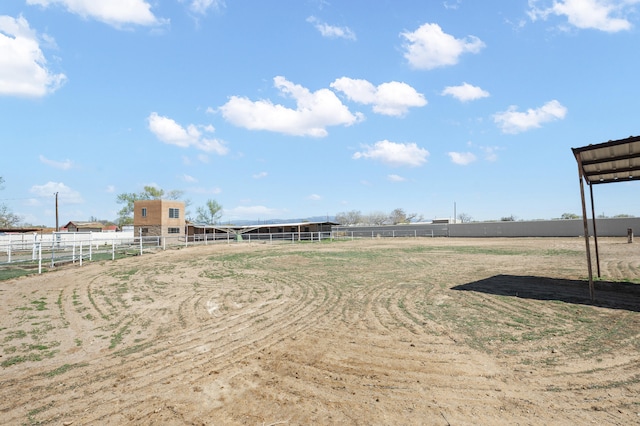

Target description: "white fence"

left=0, top=231, right=337, bottom=275
left=0, top=232, right=164, bottom=273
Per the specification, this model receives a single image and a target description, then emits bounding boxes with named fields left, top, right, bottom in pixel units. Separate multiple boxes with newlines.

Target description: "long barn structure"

left=187, top=221, right=337, bottom=241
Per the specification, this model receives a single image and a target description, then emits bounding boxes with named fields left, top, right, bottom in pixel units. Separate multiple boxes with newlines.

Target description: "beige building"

left=133, top=200, right=185, bottom=238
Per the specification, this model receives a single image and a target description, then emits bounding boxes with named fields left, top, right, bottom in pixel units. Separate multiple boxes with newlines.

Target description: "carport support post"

left=589, top=183, right=601, bottom=278
left=576, top=153, right=595, bottom=301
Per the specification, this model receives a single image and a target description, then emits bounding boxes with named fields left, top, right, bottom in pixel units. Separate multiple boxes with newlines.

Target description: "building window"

left=169, top=208, right=180, bottom=219
left=141, top=208, right=147, bottom=217
left=168, top=227, right=180, bottom=234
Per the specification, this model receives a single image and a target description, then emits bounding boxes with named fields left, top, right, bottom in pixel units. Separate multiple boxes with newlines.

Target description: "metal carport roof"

left=572, top=135, right=640, bottom=300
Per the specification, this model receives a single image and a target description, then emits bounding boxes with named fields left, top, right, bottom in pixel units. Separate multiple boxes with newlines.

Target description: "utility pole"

left=453, top=201, right=457, bottom=224
left=55, top=192, right=59, bottom=231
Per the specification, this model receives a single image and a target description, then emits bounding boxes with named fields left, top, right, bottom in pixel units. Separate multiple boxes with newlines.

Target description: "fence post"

left=112, top=240, right=115, bottom=261
left=139, top=228, right=143, bottom=256
left=38, top=242, right=42, bottom=274
left=89, top=239, right=92, bottom=261
left=80, top=241, right=83, bottom=267
left=32, top=233, right=37, bottom=260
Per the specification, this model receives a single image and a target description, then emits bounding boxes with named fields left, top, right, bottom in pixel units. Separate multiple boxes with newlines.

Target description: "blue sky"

left=1, top=0, right=640, bottom=226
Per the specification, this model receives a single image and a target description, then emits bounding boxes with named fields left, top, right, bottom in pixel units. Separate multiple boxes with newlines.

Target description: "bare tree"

left=458, top=213, right=472, bottom=223
left=335, top=210, right=362, bottom=225
left=389, top=208, right=408, bottom=225
left=0, top=177, right=22, bottom=228
left=366, top=211, right=389, bottom=225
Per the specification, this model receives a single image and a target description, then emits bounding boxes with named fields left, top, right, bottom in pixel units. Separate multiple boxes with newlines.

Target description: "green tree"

left=560, top=213, right=580, bottom=220
left=116, top=186, right=185, bottom=226
left=0, top=177, right=22, bottom=228
left=196, top=199, right=223, bottom=224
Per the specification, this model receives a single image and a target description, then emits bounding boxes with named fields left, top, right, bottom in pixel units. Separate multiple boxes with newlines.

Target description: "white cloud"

left=307, top=194, right=322, bottom=201
left=331, top=77, right=427, bottom=116
left=528, top=0, right=639, bottom=32
left=26, top=0, right=163, bottom=27
left=441, top=82, right=489, bottom=102
left=252, top=171, right=268, bottom=179
left=493, top=100, right=567, bottom=134
left=39, top=155, right=72, bottom=170
left=448, top=151, right=477, bottom=165
left=188, top=0, right=225, bottom=15
left=307, top=16, right=356, bottom=40
left=148, top=112, right=228, bottom=155
left=0, top=15, right=66, bottom=97
left=30, top=181, right=83, bottom=204
left=219, top=76, right=363, bottom=137
left=353, top=140, right=429, bottom=167
left=481, top=146, right=500, bottom=162
left=181, top=174, right=198, bottom=183
left=443, top=0, right=461, bottom=10
left=401, top=23, right=485, bottom=70
left=387, top=174, right=406, bottom=182
left=106, top=185, right=116, bottom=193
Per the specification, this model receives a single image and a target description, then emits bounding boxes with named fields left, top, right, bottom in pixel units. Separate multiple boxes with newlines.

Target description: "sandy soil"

left=1, top=237, right=639, bottom=425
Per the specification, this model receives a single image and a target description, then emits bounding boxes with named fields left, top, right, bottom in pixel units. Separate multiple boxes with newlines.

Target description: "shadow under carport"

left=451, top=274, right=640, bottom=312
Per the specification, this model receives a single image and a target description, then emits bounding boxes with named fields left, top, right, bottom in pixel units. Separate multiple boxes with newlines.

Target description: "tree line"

left=335, top=209, right=424, bottom=226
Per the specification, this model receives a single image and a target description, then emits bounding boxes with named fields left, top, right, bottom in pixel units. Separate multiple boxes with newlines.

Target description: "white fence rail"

left=1, top=228, right=441, bottom=276
left=0, top=231, right=336, bottom=275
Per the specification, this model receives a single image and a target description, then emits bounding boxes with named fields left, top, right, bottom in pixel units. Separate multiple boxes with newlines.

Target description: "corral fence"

left=0, top=231, right=334, bottom=276
left=0, top=232, right=164, bottom=274
left=3, top=217, right=638, bottom=277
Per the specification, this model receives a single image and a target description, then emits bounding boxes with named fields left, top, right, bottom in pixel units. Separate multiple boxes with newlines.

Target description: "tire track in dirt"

left=2, top=240, right=639, bottom=425
left=1, top=248, right=346, bottom=424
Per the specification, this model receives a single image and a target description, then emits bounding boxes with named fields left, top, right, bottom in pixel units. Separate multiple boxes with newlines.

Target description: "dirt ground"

left=1, top=237, right=639, bottom=425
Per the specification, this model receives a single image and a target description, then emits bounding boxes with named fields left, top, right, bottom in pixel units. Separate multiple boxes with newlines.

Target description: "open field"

left=1, top=237, right=639, bottom=425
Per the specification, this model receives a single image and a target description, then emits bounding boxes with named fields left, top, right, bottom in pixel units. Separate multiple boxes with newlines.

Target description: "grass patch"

left=109, top=321, right=132, bottom=349
left=31, top=298, right=47, bottom=311
left=0, top=267, right=40, bottom=281
left=41, top=362, right=89, bottom=377
left=4, top=329, right=27, bottom=342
